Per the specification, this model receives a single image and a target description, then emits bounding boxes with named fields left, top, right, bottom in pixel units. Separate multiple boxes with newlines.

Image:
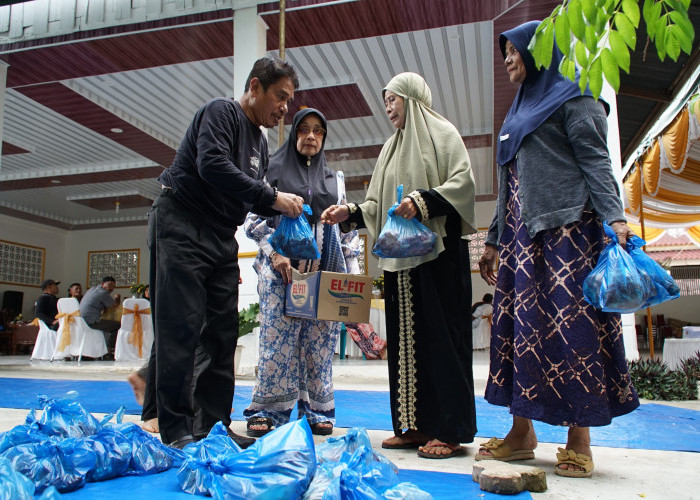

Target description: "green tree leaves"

left=530, top=0, right=695, bottom=99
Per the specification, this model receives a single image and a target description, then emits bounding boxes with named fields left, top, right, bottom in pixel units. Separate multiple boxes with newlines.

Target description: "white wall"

left=1, top=214, right=68, bottom=320
left=633, top=296, right=700, bottom=327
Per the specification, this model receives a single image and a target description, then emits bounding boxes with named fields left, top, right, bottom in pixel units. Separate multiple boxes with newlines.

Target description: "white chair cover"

left=30, top=319, right=58, bottom=360
left=53, top=298, right=108, bottom=360
left=114, top=298, right=153, bottom=362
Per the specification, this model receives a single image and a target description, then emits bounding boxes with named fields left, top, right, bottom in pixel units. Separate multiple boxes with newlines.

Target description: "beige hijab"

left=360, top=72, right=477, bottom=272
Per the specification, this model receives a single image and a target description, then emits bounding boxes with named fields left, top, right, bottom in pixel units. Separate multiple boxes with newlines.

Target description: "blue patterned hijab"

left=496, top=20, right=604, bottom=166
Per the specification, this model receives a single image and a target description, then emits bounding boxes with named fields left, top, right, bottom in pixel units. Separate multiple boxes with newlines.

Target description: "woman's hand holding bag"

left=372, top=185, right=437, bottom=258
left=269, top=204, right=321, bottom=260
left=583, top=222, right=679, bottom=313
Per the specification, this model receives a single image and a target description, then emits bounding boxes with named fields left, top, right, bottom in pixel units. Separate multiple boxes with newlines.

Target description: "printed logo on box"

left=290, top=281, right=310, bottom=307
left=327, top=278, right=367, bottom=300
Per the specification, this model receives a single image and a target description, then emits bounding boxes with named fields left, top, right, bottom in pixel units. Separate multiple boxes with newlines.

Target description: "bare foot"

left=127, top=372, right=145, bottom=406
left=141, top=418, right=159, bottom=433
left=417, top=439, right=466, bottom=458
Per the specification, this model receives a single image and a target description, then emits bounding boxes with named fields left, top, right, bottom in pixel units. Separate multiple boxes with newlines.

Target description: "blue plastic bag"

left=315, top=427, right=373, bottom=464
left=29, top=392, right=101, bottom=439
left=583, top=223, right=654, bottom=313
left=110, top=422, right=183, bottom=475
left=305, top=428, right=431, bottom=500
left=177, top=422, right=242, bottom=495
left=0, top=422, right=47, bottom=454
left=626, top=235, right=680, bottom=307
left=178, top=419, right=316, bottom=500
left=2, top=437, right=97, bottom=493
left=372, top=185, right=437, bottom=258
left=0, top=456, right=34, bottom=500
left=269, top=204, right=321, bottom=260
left=84, top=426, right=133, bottom=481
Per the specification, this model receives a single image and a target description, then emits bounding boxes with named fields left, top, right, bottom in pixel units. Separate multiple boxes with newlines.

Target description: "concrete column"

left=232, top=4, right=268, bottom=99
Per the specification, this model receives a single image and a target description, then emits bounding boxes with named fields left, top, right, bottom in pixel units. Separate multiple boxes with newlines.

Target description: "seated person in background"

left=67, top=283, right=83, bottom=303
left=35, top=279, right=60, bottom=331
left=471, top=293, right=493, bottom=350
left=80, top=276, right=122, bottom=354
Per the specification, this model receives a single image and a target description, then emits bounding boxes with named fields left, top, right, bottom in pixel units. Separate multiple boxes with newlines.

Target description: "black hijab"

left=266, top=108, right=338, bottom=224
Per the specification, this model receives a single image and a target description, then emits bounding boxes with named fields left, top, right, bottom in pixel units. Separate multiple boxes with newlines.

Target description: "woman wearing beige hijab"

left=322, top=72, right=477, bottom=459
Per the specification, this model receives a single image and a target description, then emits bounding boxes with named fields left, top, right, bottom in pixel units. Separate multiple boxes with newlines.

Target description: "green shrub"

left=628, top=354, right=700, bottom=401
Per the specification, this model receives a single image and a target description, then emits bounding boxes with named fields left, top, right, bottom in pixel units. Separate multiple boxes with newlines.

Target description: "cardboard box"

left=285, top=270, right=373, bottom=323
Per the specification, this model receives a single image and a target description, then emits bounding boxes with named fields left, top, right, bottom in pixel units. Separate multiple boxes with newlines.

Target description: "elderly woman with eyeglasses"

left=242, top=108, right=361, bottom=437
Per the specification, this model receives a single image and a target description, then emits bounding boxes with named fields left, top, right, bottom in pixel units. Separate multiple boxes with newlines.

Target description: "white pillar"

left=232, top=4, right=268, bottom=99
left=232, top=2, right=268, bottom=309
left=602, top=84, right=639, bottom=360
left=0, top=60, right=9, bottom=175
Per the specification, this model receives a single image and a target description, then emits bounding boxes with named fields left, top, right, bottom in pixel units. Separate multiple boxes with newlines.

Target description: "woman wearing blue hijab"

left=477, top=21, right=639, bottom=478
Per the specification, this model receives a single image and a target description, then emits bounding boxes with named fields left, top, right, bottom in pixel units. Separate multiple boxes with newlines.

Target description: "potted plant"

left=235, top=302, right=260, bottom=374
left=238, top=302, right=260, bottom=337
left=129, top=282, right=148, bottom=298
left=372, top=275, right=385, bottom=299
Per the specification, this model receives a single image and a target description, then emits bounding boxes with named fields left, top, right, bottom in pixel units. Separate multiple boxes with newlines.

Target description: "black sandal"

left=246, top=417, right=273, bottom=437
left=311, top=422, right=333, bottom=436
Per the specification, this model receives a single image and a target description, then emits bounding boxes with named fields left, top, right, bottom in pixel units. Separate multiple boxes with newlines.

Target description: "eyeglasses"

left=297, top=125, right=325, bottom=137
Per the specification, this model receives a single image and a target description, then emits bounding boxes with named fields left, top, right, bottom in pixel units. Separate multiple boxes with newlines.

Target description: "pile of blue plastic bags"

left=0, top=391, right=431, bottom=499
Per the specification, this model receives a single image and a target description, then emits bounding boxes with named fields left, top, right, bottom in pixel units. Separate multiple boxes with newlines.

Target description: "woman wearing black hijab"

left=243, top=108, right=361, bottom=437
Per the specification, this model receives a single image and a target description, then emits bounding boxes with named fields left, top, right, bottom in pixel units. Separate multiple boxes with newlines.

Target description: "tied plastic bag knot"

left=372, top=185, right=437, bottom=258
left=32, top=392, right=101, bottom=439
left=269, top=204, right=321, bottom=260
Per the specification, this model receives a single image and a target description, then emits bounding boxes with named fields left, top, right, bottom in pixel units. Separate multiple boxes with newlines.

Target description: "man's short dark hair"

left=244, top=56, right=299, bottom=93
left=102, top=276, right=116, bottom=283
left=483, top=293, right=493, bottom=303
left=69, top=282, right=81, bottom=288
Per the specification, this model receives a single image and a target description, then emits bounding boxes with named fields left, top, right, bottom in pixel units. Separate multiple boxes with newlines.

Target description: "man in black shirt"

left=35, top=279, right=60, bottom=330
left=151, top=56, right=304, bottom=449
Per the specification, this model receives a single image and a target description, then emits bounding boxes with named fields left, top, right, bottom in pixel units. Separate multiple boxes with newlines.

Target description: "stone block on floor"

left=472, top=461, right=547, bottom=495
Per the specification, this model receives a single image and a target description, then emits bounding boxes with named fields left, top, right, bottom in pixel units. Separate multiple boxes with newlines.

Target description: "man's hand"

left=273, top=192, right=304, bottom=217
left=610, top=221, right=635, bottom=248
left=478, top=244, right=498, bottom=286
left=114, top=293, right=121, bottom=304
left=321, top=204, right=350, bottom=224
left=271, top=252, right=293, bottom=284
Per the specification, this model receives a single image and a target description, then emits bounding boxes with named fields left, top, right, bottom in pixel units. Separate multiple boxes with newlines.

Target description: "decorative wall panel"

left=0, top=239, right=45, bottom=286
left=87, top=249, right=139, bottom=288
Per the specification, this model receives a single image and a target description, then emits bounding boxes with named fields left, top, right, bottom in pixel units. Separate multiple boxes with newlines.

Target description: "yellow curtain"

left=682, top=158, right=700, bottom=183
left=654, top=187, right=700, bottom=206
left=661, top=107, right=689, bottom=173
left=623, top=165, right=641, bottom=215
left=687, top=226, right=700, bottom=246
left=642, top=140, right=661, bottom=196
left=626, top=222, right=665, bottom=243
left=629, top=207, right=700, bottom=224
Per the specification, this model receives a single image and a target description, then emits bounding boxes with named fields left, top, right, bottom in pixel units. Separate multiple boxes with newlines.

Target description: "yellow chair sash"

left=122, top=304, right=151, bottom=358
left=55, top=310, right=81, bottom=352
